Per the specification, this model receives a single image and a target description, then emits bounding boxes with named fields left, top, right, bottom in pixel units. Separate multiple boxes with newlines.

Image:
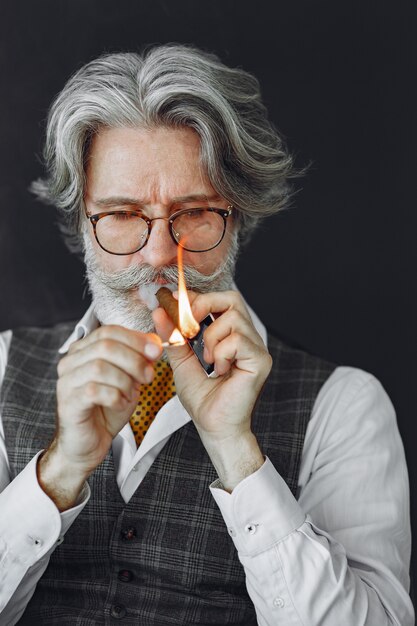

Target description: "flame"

left=177, top=243, right=200, bottom=339
left=168, top=328, right=186, bottom=345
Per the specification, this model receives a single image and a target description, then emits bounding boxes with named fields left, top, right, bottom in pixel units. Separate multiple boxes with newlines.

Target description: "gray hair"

left=32, top=44, right=296, bottom=253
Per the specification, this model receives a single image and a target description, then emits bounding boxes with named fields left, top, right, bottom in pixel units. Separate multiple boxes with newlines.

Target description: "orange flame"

left=177, top=243, right=200, bottom=339
left=168, top=328, right=186, bottom=345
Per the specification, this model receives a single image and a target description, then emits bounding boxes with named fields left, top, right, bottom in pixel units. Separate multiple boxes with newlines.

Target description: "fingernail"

left=144, top=343, right=161, bottom=359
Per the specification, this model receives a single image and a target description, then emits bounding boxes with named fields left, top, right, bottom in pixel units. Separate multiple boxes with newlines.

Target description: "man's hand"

left=153, top=290, right=272, bottom=491
left=38, top=325, right=162, bottom=510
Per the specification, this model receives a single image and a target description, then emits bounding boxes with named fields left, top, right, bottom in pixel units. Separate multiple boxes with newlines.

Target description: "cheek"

left=87, top=227, right=144, bottom=271
left=182, top=253, right=215, bottom=274
left=182, top=222, right=236, bottom=274
left=183, top=245, right=229, bottom=275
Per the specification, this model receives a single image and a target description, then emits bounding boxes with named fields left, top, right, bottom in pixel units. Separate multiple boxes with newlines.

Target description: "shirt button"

left=244, top=523, right=258, bottom=535
left=56, top=536, right=64, bottom=546
left=110, top=604, right=127, bottom=619
left=273, top=597, right=285, bottom=608
left=118, top=569, right=134, bottom=582
left=120, top=527, right=137, bottom=541
left=228, top=527, right=236, bottom=537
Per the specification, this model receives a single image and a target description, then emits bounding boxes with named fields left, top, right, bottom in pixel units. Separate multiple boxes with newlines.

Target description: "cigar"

left=156, top=287, right=180, bottom=329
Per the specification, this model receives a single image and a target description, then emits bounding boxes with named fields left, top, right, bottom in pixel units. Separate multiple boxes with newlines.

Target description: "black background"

left=0, top=0, right=415, bottom=602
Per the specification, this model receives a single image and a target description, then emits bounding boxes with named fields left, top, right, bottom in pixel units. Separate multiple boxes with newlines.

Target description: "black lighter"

left=187, top=314, right=217, bottom=378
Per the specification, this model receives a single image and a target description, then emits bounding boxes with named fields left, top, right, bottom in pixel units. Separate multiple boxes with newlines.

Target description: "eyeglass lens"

left=95, top=209, right=226, bottom=254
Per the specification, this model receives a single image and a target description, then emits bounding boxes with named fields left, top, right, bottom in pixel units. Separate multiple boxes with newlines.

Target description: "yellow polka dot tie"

left=129, top=360, right=176, bottom=446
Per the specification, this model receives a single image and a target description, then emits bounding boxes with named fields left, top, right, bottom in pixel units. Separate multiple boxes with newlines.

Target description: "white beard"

left=83, top=232, right=239, bottom=333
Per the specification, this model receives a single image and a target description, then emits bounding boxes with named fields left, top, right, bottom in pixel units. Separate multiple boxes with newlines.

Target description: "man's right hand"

left=38, top=325, right=163, bottom=511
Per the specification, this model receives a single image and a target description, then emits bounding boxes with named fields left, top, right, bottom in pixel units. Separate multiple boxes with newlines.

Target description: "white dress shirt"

left=0, top=304, right=414, bottom=625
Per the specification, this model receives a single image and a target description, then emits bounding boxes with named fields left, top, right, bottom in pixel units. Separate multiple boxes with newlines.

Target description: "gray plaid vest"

left=1, top=322, right=335, bottom=625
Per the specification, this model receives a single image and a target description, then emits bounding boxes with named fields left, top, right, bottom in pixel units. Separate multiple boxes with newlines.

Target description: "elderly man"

left=0, top=45, right=413, bottom=625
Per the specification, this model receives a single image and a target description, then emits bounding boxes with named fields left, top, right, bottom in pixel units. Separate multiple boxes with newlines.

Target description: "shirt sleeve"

left=210, top=369, right=415, bottom=626
left=0, top=452, right=90, bottom=624
left=0, top=327, right=95, bottom=624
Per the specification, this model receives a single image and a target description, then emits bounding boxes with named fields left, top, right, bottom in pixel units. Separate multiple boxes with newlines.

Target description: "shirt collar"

left=58, top=303, right=99, bottom=354
left=58, top=288, right=268, bottom=354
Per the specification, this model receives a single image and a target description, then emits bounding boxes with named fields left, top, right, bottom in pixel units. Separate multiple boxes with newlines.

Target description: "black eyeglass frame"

left=85, top=205, right=233, bottom=255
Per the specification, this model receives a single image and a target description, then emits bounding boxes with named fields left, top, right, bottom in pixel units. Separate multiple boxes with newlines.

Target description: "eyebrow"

left=92, top=193, right=223, bottom=208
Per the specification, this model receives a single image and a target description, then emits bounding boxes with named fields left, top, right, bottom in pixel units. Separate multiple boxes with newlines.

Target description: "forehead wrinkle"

left=92, top=191, right=223, bottom=209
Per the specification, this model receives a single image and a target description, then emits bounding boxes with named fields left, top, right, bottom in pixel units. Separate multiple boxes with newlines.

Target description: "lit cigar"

left=156, top=266, right=216, bottom=377
left=156, top=286, right=200, bottom=340
left=156, top=287, right=181, bottom=331
left=156, top=289, right=186, bottom=347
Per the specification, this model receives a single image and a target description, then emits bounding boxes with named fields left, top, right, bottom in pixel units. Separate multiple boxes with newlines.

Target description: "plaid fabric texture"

left=1, top=323, right=335, bottom=625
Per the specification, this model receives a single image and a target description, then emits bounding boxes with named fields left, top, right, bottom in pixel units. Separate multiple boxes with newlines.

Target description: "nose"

left=138, top=217, right=178, bottom=268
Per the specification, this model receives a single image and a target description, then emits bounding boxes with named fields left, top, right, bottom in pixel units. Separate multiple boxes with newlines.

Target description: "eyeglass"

left=86, top=206, right=233, bottom=255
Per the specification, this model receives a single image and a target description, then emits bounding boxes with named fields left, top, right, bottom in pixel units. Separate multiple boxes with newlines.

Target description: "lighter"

left=187, top=314, right=217, bottom=378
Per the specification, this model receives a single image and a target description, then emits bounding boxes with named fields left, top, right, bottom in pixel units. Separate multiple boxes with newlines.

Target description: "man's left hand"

left=153, top=290, right=271, bottom=490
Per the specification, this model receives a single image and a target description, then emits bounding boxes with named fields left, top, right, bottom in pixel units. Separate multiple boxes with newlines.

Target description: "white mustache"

left=84, top=236, right=239, bottom=295
left=90, top=262, right=220, bottom=293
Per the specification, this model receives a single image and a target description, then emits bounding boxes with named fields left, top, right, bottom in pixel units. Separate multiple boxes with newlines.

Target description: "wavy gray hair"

left=32, top=44, right=296, bottom=253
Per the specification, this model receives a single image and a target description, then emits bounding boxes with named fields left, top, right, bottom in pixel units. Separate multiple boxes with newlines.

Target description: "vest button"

left=110, top=604, right=127, bottom=619
left=120, top=526, right=137, bottom=541
left=118, top=569, right=133, bottom=582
